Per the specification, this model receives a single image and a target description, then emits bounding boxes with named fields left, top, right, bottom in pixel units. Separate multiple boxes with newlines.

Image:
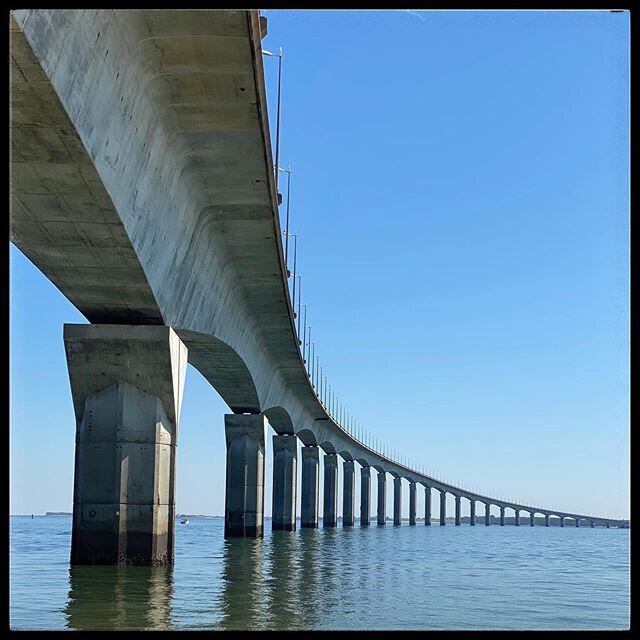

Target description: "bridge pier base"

left=515, top=510, right=520, bottom=527
left=323, top=453, right=338, bottom=527
left=224, top=414, right=267, bottom=538
left=500, top=507, right=505, bottom=526
left=590, top=521, right=595, bottom=528
left=342, top=460, right=355, bottom=527
left=272, top=435, right=297, bottom=531
left=301, top=446, right=319, bottom=528
left=64, top=324, right=187, bottom=565
left=424, top=486, right=431, bottom=525
left=454, top=495, right=461, bottom=525
left=470, top=500, right=476, bottom=526
left=409, top=482, right=416, bottom=525
left=439, top=490, right=446, bottom=525
left=530, top=512, right=535, bottom=527
left=360, top=466, right=371, bottom=526
left=575, top=519, right=580, bottom=528
left=393, top=477, right=402, bottom=525
left=377, top=471, right=386, bottom=525
left=485, top=503, right=491, bottom=526
left=560, top=517, right=564, bottom=527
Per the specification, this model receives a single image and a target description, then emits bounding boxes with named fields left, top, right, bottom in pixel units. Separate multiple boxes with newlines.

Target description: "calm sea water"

left=10, top=515, right=629, bottom=631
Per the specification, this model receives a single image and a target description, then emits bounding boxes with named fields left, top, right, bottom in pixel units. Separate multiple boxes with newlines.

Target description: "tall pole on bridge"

left=279, top=166, right=292, bottom=268
left=296, top=274, right=302, bottom=338
left=289, top=233, right=298, bottom=317
left=302, top=305, right=308, bottom=363
left=262, top=48, right=283, bottom=193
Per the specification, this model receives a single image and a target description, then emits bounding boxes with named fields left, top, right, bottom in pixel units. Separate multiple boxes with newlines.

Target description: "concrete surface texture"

left=64, top=324, right=187, bottom=564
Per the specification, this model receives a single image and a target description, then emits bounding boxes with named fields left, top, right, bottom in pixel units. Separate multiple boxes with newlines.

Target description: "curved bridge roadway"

left=10, top=9, right=626, bottom=562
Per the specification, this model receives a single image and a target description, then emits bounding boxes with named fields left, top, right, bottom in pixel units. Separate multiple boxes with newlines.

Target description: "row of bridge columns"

left=224, top=415, right=604, bottom=536
left=62, top=325, right=614, bottom=565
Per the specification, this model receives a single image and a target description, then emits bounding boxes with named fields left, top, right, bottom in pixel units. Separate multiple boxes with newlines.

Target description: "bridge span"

left=10, top=9, right=627, bottom=564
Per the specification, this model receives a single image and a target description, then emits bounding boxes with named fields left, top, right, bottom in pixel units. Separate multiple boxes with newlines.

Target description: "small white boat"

left=180, top=516, right=189, bottom=524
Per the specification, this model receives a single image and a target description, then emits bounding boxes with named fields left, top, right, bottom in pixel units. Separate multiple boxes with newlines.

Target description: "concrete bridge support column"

left=575, top=519, right=580, bottom=528
left=515, top=510, right=520, bottom=527
left=485, top=503, right=491, bottom=526
left=560, top=517, right=564, bottom=528
left=530, top=512, right=535, bottom=527
left=224, top=414, right=267, bottom=538
left=64, top=324, right=187, bottom=565
left=377, top=471, right=386, bottom=525
left=606, top=522, right=610, bottom=529
left=301, top=446, right=319, bottom=528
left=323, top=454, right=338, bottom=527
left=393, top=477, right=402, bottom=526
left=272, top=435, right=297, bottom=531
left=409, top=482, right=416, bottom=526
left=439, top=491, right=446, bottom=526
left=342, top=460, right=355, bottom=527
left=545, top=515, right=550, bottom=527
left=590, top=521, right=595, bottom=528
left=470, top=500, right=476, bottom=526
left=454, top=496, right=461, bottom=525
left=424, top=486, right=431, bottom=526
left=500, top=507, right=505, bottom=526
left=360, top=466, right=371, bottom=526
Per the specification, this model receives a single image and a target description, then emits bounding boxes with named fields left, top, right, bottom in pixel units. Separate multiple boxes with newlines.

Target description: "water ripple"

left=9, top=516, right=630, bottom=631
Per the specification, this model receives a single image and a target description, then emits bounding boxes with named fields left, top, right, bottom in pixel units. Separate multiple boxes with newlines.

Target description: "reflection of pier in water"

left=64, top=566, right=173, bottom=631
left=219, top=527, right=325, bottom=630
left=219, top=538, right=265, bottom=629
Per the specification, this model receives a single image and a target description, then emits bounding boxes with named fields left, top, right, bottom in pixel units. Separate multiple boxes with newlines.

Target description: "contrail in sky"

left=405, top=10, right=427, bottom=21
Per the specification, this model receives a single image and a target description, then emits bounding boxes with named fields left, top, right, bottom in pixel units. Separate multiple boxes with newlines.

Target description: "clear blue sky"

left=10, top=10, right=629, bottom=519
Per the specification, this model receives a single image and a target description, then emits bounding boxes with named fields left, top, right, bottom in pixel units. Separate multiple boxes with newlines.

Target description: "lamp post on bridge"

left=301, top=304, right=308, bottom=361
left=284, top=231, right=298, bottom=315
left=261, top=48, right=283, bottom=193
left=278, top=165, right=292, bottom=267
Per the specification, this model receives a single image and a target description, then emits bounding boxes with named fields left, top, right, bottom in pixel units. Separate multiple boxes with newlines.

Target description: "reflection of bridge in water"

left=64, top=566, right=173, bottom=630
left=10, top=9, right=627, bottom=566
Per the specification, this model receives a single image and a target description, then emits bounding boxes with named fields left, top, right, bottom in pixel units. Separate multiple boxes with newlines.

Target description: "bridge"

left=10, top=9, right=627, bottom=565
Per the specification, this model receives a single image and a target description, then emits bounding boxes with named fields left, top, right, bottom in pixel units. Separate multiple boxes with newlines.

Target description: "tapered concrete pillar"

left=272, top=435, right=297, bottom=531
left=323, top=453, right=338, bottom=527
left=545, top=514, right=550, bottom=527
left=470, top=500, right=476, bottom=526
left=590, top=520, right=595, bottom=528
left=301, top=446, right=319, bottom=528
left=530, top=512, right=535, bottom=527
left=560, top=517, right=564, bottom=528
left=64, top=324, right=187, bottom=565
left=360, top=466, right=371, bottom=526
left=575, top=518, right=580, bottom=528
left=515, top=510, right=520, bottom=527
left=393, top=477, right=402, bottom=526
left=606, top=522, right=610, bottom=529
left=342, top=460, right=355, bottom=527
left=439, top=490, right=446, bottom=525
left=485, top=503, right=491, bottom=526
left=224, top=414, right=267, bottom=538
left=424, top=486, right=431, bottom=526
left=409, top=482, right=417, bottom=526
left=454, top=495, right=461, bottom=525
left=377, top=471, right=386, bottom=525
left=500, top=507, right=505, bottom=526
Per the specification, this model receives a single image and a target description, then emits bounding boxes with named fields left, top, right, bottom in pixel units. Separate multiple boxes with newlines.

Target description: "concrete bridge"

left=10, top=9, right=627, bottom=564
